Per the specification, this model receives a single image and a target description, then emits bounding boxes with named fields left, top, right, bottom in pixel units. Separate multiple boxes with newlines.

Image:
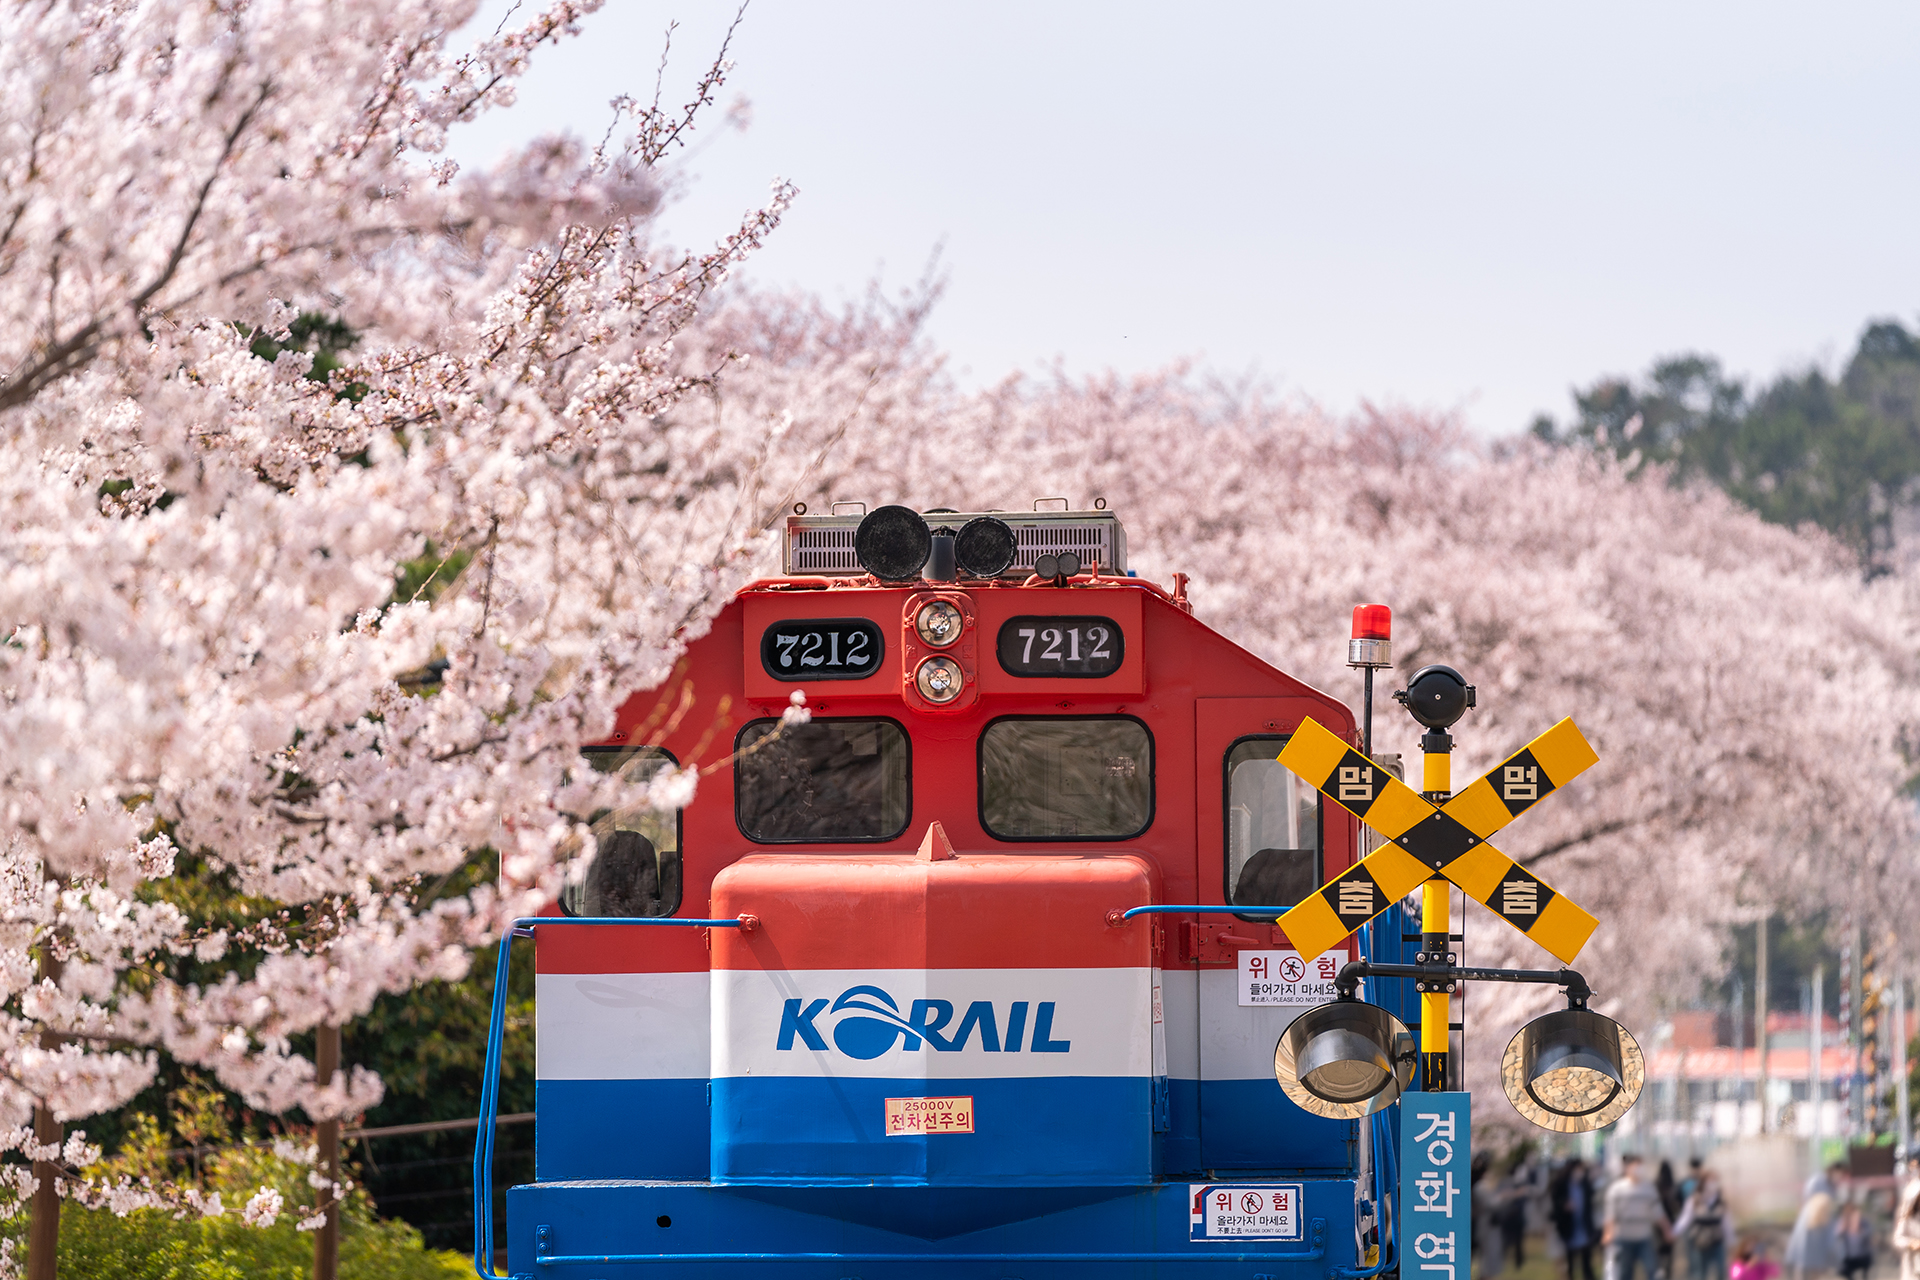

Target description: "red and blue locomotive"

left=474, top=502, right=1419, bottom=1278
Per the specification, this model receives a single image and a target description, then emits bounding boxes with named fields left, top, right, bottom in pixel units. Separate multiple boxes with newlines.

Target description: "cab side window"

left=563, top=746, right=683, bottom=919
left=1224, top=736, right=1320, bottom=916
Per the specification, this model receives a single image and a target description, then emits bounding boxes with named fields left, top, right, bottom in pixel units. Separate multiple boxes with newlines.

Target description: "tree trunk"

left=27, top=949, right=63, bottom=1280
left=314, top=1023, right=340, bottom=1280
left=27, top=1102, right=61, bottom=1280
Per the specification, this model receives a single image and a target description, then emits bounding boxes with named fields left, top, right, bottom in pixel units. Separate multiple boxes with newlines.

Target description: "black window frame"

left=560, top=744, right=685, bottom=919
left=1223, top=733, right=1324, bottom=922
left=733, top=715, right=914, bottom=845
left=976, top=713, right=1157, bottom=843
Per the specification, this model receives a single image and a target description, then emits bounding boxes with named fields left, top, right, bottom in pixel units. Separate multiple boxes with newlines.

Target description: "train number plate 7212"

left=995, top=615, right=1123, bottom=677
left=759, top=617, right=884, bottom=680
left=1189, top=1183, right=1305, bottom=1241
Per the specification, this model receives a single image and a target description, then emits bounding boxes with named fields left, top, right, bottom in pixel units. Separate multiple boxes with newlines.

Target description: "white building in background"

left=1614, top=1008, right=1913, bottom=1157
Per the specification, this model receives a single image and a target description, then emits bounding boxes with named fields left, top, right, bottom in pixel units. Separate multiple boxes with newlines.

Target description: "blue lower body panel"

left=506, top=1178, right=1353, bottom=1279
left=537, top=1079, right=708, bottom=1180
left=712, top=1075, right=1153, bottom=1184
left=532, top=1077, right=1350, bottom=1184
left=1196, top=1079, right=1357, bottom=1172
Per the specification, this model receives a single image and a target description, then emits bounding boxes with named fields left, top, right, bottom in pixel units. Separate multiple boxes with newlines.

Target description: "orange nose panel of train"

left=708, top=838, right=1162, bottom=1186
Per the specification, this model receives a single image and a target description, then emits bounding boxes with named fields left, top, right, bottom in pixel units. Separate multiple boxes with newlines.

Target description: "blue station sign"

left=1400, top=1091, right=1471, bottom=1280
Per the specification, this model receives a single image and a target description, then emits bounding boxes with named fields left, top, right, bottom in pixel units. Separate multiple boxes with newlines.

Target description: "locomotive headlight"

left=915, top=600, right=964, bottom=648
left=1502, top=1008, right=1644, bottom=1132
left=915, top=655, right=964, bottom=703
left=1274, top=1000, right=1415, bottom=1120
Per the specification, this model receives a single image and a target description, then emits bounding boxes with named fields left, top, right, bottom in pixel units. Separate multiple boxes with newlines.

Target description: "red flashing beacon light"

left=1348, top=603, right=1392, bottom=669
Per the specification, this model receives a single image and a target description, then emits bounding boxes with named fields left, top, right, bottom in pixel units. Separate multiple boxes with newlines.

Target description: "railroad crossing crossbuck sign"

left=1275, top=718, right=1600, bottom=963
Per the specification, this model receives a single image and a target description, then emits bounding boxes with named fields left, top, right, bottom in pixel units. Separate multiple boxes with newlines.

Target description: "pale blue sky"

left=451, top=2, right=1920, bottom=436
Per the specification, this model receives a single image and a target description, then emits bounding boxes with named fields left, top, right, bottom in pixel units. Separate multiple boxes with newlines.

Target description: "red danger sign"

left=1189, top=1183, right=1304, bottom=1241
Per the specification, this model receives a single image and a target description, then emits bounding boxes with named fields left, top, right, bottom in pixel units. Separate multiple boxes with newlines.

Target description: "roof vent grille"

left=783, top=508, right=1127, bottom=578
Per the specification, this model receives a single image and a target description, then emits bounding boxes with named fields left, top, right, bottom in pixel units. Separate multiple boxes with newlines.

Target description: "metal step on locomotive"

left=471, top=501, right=1645, bottom=1280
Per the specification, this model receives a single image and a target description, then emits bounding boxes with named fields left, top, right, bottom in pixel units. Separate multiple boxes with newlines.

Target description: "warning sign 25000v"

left=883, top=1096, right=974, bottom=1136
left=1189, top=1183, right=1304, bottom=1241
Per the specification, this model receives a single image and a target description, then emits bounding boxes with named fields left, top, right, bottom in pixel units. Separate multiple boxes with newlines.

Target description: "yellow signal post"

left=1421, top=732, right=1453, bottom=1091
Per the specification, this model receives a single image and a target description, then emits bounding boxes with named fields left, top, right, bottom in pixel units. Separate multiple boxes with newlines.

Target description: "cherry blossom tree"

left=0, top=0, right=842, bottom=1270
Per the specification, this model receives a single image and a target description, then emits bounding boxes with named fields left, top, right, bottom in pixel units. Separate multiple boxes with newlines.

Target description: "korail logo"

left=777, top=985, right=1071, bottom=1059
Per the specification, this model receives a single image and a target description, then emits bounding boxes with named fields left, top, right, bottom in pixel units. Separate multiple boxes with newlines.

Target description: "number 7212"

left=996, top=615, right=1124, bottom=677
left=1016, top=625, right=1112, bottom=665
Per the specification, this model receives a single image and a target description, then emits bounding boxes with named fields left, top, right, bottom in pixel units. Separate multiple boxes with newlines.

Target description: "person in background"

left=1785, top=1163, right=1848, bottom=1280
left=1606, top=1154, right=1673, bottom=1280
left=1474, top=1151, right=1505, bottom=1280
left=1732, top=1239, right=1781, bottom=1280
left=1893, top=1156, right=1920, bottom=1280
left=1835, top=1200, right=1872, bottom=1280
left=1674, top=1170, right=1735, bottom=1280
left=1515, top=1150, right=1550, bottom=1241
left=1500, top=1160, right=1533, bottom=1270
left=1552, top=1158, right=1601, bottom=1280
left=1658, top=1161, right=1684, bottom=1280
left=1680, top=1158, right=1704, bottom=1202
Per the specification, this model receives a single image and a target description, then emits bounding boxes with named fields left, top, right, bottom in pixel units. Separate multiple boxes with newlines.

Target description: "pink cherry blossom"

left=0, top=0, right=811, bottom=1233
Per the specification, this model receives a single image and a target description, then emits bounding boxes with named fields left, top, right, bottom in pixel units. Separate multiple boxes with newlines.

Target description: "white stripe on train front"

left=535, top=971, right=709, bottom=1081
left=714, top=967, right=1154, bottom=1080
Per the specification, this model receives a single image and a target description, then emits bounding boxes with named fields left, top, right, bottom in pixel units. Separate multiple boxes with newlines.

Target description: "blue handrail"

left=471, top=915, right=749, bottom=1280
left=531, top=1230, right=1327, bottom=1268
left=1116, top=903, right=1296, bottom=920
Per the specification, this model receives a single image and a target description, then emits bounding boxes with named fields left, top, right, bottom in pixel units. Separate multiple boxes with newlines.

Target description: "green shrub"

left=6, top=1094, right=468, bottom=1280
left=26, top=1195, right=470, bottom=1280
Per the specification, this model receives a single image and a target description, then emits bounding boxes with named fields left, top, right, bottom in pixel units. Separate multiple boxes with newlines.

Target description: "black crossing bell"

left=1395, top=664, right=1475, bottom=731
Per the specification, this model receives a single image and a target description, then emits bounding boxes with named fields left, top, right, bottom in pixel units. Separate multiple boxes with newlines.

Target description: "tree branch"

left=0, top=80, right=273, bottom=412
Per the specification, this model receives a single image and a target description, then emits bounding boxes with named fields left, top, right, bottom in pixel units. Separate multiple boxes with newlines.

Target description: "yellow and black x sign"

left=1275, top=717, right=1600, bottom=963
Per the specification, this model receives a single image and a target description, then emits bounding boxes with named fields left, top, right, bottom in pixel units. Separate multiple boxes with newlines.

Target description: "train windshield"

left=735, top=718, right=912, bottom=842
left=1225, top=736, right=1320, bottom=916
left=978, top=716, right=1153, bottom=840
left=562, top=746, right=683, bottom=918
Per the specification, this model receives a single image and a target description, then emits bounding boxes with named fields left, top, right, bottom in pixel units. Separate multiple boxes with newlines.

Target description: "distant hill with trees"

left=1530, top=319, right=1920, bottom=576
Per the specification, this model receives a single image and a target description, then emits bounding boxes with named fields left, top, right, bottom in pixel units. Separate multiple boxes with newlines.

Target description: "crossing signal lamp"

left=1501, top=1007, right=1644, bottom=1132
left=1274, top=998, right=1416, bottom=1120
